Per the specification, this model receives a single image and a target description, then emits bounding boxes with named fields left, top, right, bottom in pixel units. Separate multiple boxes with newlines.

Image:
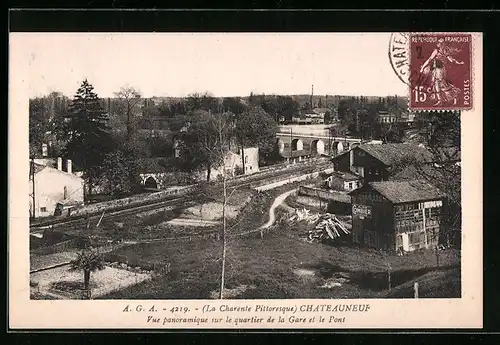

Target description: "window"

left=63, top=186, right=67, bottom=200
left=40, top=207, right=47, bottom=212
left=245, top=156, right=248, bottom=163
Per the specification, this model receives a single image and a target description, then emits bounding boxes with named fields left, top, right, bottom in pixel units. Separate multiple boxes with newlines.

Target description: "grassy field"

left=100, top=215, right=460, bottom=300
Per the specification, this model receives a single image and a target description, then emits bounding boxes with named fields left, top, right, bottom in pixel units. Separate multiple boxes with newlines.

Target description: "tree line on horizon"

left=29, top=80, right=425, bottom=199
left=29, top=81, right=284, bottom=199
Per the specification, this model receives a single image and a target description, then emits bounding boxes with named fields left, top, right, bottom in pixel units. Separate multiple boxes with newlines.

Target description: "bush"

left=42, top=230, right=66, bottom=246
left=73, top=236, right=91, bottom=249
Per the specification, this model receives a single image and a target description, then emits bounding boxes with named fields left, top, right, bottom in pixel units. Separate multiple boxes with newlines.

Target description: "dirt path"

left=259, top=188, right=297, bottom=229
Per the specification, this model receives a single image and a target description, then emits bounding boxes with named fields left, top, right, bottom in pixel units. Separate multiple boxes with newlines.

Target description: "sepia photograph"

left=18, top=32, right=465, bottom=302
left=8, top=29, right=483, bottom=329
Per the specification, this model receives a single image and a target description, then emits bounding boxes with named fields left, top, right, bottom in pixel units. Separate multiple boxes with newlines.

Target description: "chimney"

left=57, top=157, right=62, bottom=170
left=67, top=159, right=72, bottom=174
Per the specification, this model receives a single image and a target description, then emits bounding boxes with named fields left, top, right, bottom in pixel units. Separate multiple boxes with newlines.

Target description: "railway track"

left=30, top=159, right=332, bottom=234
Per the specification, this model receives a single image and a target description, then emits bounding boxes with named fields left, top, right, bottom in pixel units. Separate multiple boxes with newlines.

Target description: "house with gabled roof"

left=348, top=180, right=446, bottom=252
left=331, top=143, right=435, bottom=183
left=30, top=158, right=84, bottom=218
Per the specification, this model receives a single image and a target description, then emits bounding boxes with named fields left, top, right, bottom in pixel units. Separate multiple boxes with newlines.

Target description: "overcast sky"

left=10, top=33, right=406, bottom=99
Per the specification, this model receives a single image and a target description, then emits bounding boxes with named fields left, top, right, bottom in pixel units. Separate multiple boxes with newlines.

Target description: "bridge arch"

left=311, top=139, right=325, bottom=155
left=291, top=138, right=303, bottom=151
left=144, top=176, right=158, bottom=189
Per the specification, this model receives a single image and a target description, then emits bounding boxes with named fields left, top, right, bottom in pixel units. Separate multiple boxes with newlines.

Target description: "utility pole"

left=30, top=156, right=36, bottom=219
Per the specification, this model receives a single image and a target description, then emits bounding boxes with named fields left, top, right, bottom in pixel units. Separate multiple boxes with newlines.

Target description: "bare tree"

left=210, top=112, right=233, bottom=299
left=114, top=85, right=142, bottom=142
left=184, top=111, right=234, bottom=298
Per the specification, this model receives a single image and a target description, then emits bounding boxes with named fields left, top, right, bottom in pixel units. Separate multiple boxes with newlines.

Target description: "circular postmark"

left=389, top=33, right=428, bottom=91
left=388, top=33, right=411, bottom=85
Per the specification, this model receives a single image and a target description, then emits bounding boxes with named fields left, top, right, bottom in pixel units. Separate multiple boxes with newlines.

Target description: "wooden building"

left=348, top=180, right=445, bottom=253
left=331, top=143, right=434, bottom=184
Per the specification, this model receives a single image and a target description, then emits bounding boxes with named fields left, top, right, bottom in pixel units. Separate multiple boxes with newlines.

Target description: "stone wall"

left=253, top=168, right=334, bottom=192
left=69, top=185, right=196, bottom=218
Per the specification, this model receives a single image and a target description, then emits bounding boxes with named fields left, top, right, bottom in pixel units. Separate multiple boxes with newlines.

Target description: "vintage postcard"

left=9, top=32, right=482, bottom=329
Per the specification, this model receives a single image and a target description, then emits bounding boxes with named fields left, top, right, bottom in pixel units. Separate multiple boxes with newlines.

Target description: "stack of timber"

left=288, top=208, right=350, bottom=242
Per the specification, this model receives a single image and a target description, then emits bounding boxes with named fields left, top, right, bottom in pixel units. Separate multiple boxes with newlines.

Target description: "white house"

left=29, top=157, right=84, bottom=218
left=377, top=110, right=397, bottom=124
left=201, top=147, right=260, bottom=181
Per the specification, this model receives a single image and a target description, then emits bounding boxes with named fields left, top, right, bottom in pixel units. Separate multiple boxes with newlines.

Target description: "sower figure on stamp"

left=419, top=38, right=464, bottom=106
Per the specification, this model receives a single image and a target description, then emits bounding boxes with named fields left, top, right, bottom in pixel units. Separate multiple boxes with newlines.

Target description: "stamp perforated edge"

left=406, top=32, right=474, bottom=113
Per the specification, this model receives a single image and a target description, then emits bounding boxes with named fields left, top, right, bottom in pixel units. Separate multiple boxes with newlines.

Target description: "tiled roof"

left=356, top=143, right=434, bottom=166
left=367, top=180, right=445, bottom=204
left=331, top=171, right=361, bottom=181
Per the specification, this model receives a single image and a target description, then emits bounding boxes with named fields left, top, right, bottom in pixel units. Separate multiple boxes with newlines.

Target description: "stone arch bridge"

left=276, top=132, right=362, bottom=158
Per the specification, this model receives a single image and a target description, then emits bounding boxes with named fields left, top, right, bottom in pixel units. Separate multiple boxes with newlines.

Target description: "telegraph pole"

left=30, top=156, right=36, bottom=219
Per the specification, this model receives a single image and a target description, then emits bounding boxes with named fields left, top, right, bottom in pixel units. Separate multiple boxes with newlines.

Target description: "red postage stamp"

left=409, top=33, right=472, bottom=111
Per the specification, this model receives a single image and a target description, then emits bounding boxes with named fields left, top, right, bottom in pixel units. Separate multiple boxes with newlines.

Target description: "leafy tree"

left=63, top=79, right=112, bottom=196
left=329, top=124, right=349, bottom=154
left=167, top=114, right=189, bottom=132
left=29, top=92, right=70, bottom=158
left=260, top=138, right=284, bottom=166
left=380, top=123, right=404, bottom=143
left=324, top=110, right=332, bottom=124
left=101, top=146, right=142, bottom=197
left=235, top=107, right=278, bottom=170
left=415, top=111, right=460, bottom=147
left=69, top=249, right=105, bottom=299
left=29, top=98, right=50, bottom=157
left=101, top=150, right=131, bottom=197
left=302, top=101, right=311, bottom=111
left=147, top=133, right=174, bottom=157
left=114, top=85, right=142, bottom=142
left=179, top=110, right=232, bottom=182
left=186, top=92, right=219, bottom=112
left=142, top=103, right=160, bottom=118
left=169, top=101, right=188, bottom=117
left=276, top=96, right=300, bottom=123
left=222, top=97, right=247, bottom=115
